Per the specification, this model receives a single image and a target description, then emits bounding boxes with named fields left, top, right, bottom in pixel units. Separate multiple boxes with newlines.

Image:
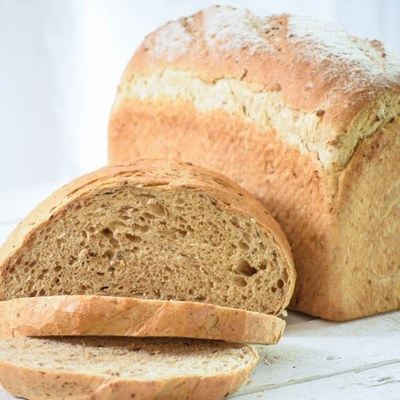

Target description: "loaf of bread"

left=109, top=5, right=400, bottom=320
left=0, top=295, right=285, bottom=344
left=0, top=160, right=295, bottom=316
left=0, top=336, right=258, bottom=400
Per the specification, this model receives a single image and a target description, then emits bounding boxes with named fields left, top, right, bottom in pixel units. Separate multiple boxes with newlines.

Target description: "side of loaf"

left=108, top=5, right=400, bottom=320
left=0, top=295, right=285, bottom=344
left=0, top=337, right=258, bottom=400
left=0, top=159, right=295, bottom=316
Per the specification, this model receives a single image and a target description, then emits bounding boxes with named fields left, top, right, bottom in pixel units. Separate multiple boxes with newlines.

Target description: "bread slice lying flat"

left=0, top=336, right=258, bottom=400
left=0, top=160, right=295, bottom=315
left=0, top=295, right=285, bottom=344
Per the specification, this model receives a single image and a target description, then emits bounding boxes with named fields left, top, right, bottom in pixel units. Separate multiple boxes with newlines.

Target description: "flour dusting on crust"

left=288, top=14, right=400, bottom=87
left=203, top=6, right=275, bottom=54
left=150, top=20, right=193, bottom=62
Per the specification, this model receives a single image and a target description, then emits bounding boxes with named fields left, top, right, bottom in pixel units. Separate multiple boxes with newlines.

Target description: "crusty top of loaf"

left=125, top=5, right=400, bottom=173
left=0, top=160, right=294, bottom=294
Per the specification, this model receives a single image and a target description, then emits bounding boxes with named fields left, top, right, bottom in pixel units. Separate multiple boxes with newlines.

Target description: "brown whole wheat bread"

left=0, top=160, right=295, bottom=316
left=0, top=336, right=258, bottom=400
left=108, top=5, right=400, bottom=321
left=0, top=295, right=285, bottom=344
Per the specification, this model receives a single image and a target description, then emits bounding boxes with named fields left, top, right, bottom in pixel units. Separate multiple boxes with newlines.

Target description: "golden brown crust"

left=123, top=5, right=400, bottom=170
left=0, top=295, right=285, bottom=344
left=109, top=98, right=400, bottom=320
left=108, top=6, right=400, bottom=320
left=327, top=121, right=400, bottom=320
left=0, top=340, right=258, bottom=400
left=0, top=365, right=252, bottom=400
left=291, top=120, right=399, bottom=321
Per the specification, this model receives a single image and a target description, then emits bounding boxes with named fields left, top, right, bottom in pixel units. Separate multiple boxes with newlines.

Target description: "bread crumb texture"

left=0, top=160, right=295, bottom=316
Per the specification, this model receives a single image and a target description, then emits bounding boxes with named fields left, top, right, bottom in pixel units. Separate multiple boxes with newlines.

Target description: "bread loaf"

left=0, top=336, right=258, bottom=400
left=109, top=5, right=400, bottom=320
left=0, top=160, right=295, bottom=316
left=0, top=295, right=285, bottom=344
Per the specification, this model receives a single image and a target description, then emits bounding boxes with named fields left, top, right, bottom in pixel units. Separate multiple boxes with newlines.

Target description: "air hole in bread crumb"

left=177, top=229, right=187, bottom=237
left=277, top=279, right=284, bottom=289
left=242, top=232, right=251, bottom=242
left=236, top=260, right=257, bottom=277
left=100, top=286, right=109, bottom=291
left=230, top=217, right=240, bottom=228
left=282, top=268, right=289, bottom=282
left=234, top=276, right=248, bottom=287
left=142, top=212, right=155, bottom=220
left=102, top=228, right=113, bottom=237
left=239, top=241, right=250, bottom=251
left=271, top=287, right=277, bottom=293
left=109, top=237, right=119, bottom=247
left=259, top=262, right=267, bottom=271
left=38, top=269, right=48, bottom=280
left=147, top=203, right=166, bottom=216
left=104, top=250, right=114, bottom=259
left=125, top=234, right=141, bottom=243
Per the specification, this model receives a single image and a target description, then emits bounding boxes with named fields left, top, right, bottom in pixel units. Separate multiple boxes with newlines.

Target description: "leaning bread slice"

left=0, top=160, right=295, bottom=315
left=0, top=295, right=285, bottom=344
left=0, top=336, right=258, bottom=400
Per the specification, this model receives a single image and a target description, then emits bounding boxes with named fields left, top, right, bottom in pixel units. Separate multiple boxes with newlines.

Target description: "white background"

left=0, top=4, right=399, bottom=398
left=1, top=0, right=400, bottom=191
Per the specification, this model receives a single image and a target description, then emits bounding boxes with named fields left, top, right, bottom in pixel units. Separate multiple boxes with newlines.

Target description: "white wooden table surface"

left=0, top=183, right=399, bottom=400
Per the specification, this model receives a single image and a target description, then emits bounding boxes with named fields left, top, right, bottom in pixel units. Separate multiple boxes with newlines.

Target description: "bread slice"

left=0, top=160, right=295, bottom=315
left=0, top=336, right=258, bottom=400
left=0, top=295, right=285, bottom=344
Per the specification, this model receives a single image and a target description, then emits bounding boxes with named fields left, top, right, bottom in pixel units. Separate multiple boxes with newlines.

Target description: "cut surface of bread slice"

left=0, top=295, right=285, bottom=344
left=0, top=160, right=295, bottom=315
left=0, top=336, right=258, bottom=400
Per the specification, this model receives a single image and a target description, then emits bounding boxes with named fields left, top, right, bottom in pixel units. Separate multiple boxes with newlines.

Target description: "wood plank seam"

left=233, top=359, right=400, bottom=396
